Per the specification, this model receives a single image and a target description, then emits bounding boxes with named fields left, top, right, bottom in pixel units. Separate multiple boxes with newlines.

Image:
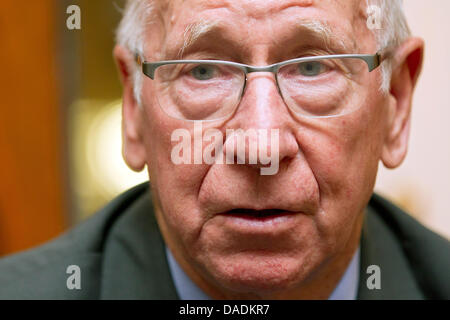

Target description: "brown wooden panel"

left=0, top=0, right=67, bottom=255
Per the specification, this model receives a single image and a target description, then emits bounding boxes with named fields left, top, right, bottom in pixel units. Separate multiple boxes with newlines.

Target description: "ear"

left=381, top=37, right=424, bottom=169
left=113, top=45, right=146, bottom=172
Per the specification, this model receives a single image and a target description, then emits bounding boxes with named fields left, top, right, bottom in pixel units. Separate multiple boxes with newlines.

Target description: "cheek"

left=140, top=92, right=212, bottom=244
left=150, top=153, right=210, bottom=245
left=296, top=105, right=386, bottom=245
left=298, top=123, right=373, bottom=196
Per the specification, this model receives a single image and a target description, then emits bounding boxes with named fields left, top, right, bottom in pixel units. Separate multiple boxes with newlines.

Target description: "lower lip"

left=218, top=212, right=300, bottom=230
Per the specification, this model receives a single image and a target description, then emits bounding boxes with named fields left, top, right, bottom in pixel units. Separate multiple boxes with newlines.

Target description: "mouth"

left=216, top=208, right=302, bottom=232
left=221, top=208, right=298, bottom=220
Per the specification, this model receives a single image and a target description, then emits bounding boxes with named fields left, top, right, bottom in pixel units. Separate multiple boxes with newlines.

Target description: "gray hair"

left=116, top=0, right=154, bottom=106
left=116, top=0, right=411, bottom=104
left=366, top=0, right=411, bottom=92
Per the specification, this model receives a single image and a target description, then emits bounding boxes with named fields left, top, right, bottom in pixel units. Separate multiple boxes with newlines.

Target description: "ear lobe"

left=113, top=45, right=147, bottom=172
left=381, top=37, right=424, bottom=169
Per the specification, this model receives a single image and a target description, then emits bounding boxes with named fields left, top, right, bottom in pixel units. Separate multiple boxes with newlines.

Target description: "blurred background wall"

left=0, top=1, right=68, bottom=255
left=0, top=0, right=448, bottom=256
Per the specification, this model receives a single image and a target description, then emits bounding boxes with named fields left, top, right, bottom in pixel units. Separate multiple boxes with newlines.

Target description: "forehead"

left=152, top=0, right=370, bottom=59
left=160, top=0, right=363, bottom=16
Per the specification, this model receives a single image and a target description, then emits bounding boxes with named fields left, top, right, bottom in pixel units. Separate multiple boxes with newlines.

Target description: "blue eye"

left=298, top=61, right=327, bottom=76
left=191, top=65, right=216, bottom=80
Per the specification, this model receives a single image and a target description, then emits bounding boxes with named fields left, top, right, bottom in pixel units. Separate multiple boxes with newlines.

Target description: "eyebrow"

left=164, top=18, right=357, bottom=61
left=177, top=20, right=221, bottom=59
left=294, top=20, right=357, bottom=54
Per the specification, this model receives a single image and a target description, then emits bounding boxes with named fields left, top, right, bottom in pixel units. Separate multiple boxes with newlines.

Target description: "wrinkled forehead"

left=150, top=0, right=373, bottom=59
left=157, top=0, right=365, bottom=16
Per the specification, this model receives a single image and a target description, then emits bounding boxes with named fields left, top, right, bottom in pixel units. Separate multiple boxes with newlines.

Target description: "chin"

left=202, top=252, right=317, bottom=297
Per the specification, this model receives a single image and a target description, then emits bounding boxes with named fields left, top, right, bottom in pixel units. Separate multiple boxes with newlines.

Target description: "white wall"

left=375, top=0, right=450, bottom=239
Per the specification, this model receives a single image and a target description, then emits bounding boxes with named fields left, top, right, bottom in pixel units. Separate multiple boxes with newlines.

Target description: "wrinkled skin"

left=114, top=0, right=424, bottom=299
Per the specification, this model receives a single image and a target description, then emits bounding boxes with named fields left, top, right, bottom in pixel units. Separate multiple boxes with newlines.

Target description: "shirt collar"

left=328, top=246, right=360, bottom=300
left=166, top=246, right=360, bottom=300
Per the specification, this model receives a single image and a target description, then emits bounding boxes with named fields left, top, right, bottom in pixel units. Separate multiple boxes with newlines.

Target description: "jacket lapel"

left=357, top=204, right=424, bottom=299
left=99, top=188, right=179, bottom=299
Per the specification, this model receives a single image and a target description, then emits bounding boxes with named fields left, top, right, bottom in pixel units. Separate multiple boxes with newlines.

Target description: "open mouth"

left=224, top=208, right=296, bottom=219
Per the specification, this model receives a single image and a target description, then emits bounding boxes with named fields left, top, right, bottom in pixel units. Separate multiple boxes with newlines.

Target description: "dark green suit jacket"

left=0, top=183, right=448, bottom=299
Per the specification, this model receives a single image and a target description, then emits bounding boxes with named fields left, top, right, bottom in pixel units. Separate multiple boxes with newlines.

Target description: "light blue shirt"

left=166, top=246, right=360, bottom=300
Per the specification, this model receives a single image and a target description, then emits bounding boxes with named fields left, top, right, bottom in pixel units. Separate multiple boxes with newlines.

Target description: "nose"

left=222, top=73, right=299, bottom=174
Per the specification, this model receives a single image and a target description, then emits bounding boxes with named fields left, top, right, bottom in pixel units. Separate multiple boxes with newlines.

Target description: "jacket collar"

left=100, top=188, right=178, bottom=299
left=357, top=202, right=423, bottom=299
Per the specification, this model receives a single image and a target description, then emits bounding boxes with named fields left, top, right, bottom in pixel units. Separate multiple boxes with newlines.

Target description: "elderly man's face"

left=116, top=0, right=422, bottom=298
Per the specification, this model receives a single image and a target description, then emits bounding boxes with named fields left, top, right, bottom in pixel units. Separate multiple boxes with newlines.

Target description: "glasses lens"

left=277, top=57, right=369, bottom=118
left=154, top=63, right=245, bottom=121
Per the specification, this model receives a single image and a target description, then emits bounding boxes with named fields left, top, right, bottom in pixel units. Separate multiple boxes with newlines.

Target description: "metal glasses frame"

left=133, top=52, right=385, bottom=120
left=136, top=53, right=383, bottom=80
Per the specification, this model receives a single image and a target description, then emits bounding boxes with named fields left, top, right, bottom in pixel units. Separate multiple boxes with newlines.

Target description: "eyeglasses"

left=135, top=52, right=384, bottom=121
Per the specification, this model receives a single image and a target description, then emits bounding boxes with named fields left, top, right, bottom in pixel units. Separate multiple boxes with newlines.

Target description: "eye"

left=297, top=61, right=328, bottom=77
left=190, top=65, right=216, bottom=80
